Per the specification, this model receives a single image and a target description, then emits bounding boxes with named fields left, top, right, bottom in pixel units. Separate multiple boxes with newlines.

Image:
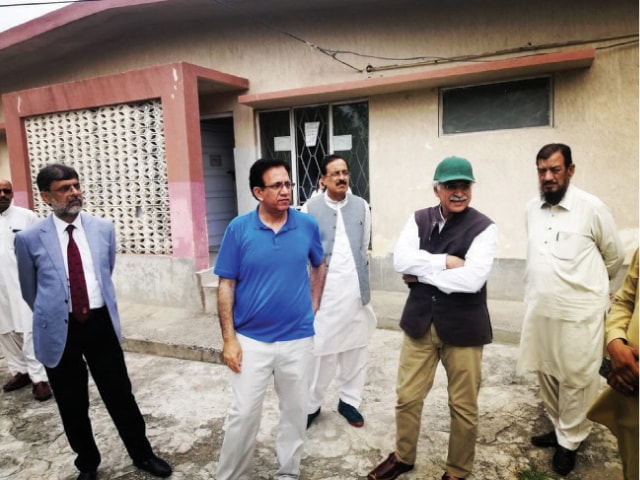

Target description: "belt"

left=70, top=305, right=108, bottom=322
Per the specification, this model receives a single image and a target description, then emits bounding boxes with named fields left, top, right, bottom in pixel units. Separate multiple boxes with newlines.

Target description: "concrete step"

left=196, top=268, right=218, bottom=314
left=119, top=293, right=525, bottom=364
left=372, top=291, right=525, bottom=345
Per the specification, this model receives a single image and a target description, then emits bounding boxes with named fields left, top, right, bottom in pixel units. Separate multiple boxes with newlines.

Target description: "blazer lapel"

left=39, top=215, right=68, bottom=288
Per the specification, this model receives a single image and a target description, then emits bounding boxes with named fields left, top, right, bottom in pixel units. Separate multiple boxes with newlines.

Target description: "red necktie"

left=66, top=225, right=90, bottom=322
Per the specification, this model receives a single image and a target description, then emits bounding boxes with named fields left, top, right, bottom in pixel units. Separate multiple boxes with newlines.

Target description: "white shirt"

left=0, top=205, right=37, bottom=333
left=52, top=214, right=105, bottom=311
left=393, top=206, right=498, bottom=294
left=302, top=193, right=376, bottom=355
left=524, top=185, right=624, bottom=319
left=517, top=185, right=624, bottom=386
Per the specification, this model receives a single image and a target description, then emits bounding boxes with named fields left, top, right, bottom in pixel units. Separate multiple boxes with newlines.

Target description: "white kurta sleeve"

left=592, top=203, right=624, bottom=279
left=363, top=200, right=371, bottom=252
left=393, top=214, right=447, bottom=276
left=422, top=224, right=498, bottom=294
left=393, top=212, right=498, bottom=295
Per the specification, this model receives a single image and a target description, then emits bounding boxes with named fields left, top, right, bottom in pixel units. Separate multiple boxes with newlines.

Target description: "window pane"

left=258, top=102, right=370, bottom=207
left=332, top=102, right=370, bottom=202
left=259, top=110, right=292, bottom=167
left=294, top=106, right=329, bottom=204
left=442, top=77, right=551, bottom=134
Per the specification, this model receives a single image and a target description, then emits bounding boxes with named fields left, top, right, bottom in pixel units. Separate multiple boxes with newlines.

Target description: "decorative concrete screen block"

left=24, top=100, right=172, bottom=255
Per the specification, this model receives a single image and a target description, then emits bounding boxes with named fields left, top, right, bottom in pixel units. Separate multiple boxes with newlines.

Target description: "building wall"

left=0, top=0, right=637, bottom=304
left=0, top=132, right=9, bottom=180
left=367, top=43, right=638, bottom=296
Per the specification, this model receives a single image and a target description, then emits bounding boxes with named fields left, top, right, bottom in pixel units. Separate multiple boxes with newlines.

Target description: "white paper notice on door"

left=305, top=122, right=320, bottom=147
left=274, top=136, right=291, bottom=152
left=332, top=135, right=352, bottom=151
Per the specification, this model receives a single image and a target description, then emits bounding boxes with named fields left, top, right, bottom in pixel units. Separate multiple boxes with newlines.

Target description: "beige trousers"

left=538, top=371, right=600, bottom=450
left=394, top=324, right=483, bottom=478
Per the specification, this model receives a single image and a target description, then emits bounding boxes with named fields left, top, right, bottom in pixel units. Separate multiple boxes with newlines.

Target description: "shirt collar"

left=436, top=205, right=447, bottom=226
left=323, top=191, right=348, bottom=209
left=52, top=213, right=83, bottom=236
left=252, top=206, right=296, bottom=232
left=0, top=204, right=12, bottom=217
left=539, top=184, right=575, bottom=211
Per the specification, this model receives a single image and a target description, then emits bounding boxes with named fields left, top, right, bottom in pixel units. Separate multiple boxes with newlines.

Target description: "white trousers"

left=0, top=331, right=47, bottom=383
left=538, top=371, right=601, bottom=450
left=216, top=334, right=314, bottom=480
left=308, top=346, right=368, bottom=412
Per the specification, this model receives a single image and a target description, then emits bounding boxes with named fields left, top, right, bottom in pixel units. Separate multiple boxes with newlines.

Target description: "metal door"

left=201, top=117, right=237, bottom=250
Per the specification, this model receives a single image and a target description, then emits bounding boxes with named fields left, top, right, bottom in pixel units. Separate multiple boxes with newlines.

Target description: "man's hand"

left=223, top=337, right=243, bottom=373
left=310, top=259, right=326, bottom=314
left=402, top=254, right=465, bottom=285
left=607, top=338, right=639, bottom=396
left=445, top=255, right=465, bottom=269
left=402, top=274, right=418, bottom=284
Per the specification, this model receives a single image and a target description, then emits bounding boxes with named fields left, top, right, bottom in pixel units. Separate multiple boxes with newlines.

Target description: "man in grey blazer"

left=15, top=164, right=172, bottom=480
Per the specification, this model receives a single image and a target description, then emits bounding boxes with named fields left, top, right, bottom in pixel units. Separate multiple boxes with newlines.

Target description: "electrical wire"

left=366, top=34, right=639, bottom=73
left=209, top=0, right=364, bottom=72
left=3, top=0, right=638, bottom=74
left=208, top=0, right=638, bottom=74
left=0, top=0, right=102, bottom=6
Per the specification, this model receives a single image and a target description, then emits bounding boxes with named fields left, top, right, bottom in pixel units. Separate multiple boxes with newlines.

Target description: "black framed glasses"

left=0, top=188, right=12, bottom=195
left=51, top=183, right=81, bottom=194
left=263, top=181, right=294, bottom=191
left=441, top=181, right=471, bottom=191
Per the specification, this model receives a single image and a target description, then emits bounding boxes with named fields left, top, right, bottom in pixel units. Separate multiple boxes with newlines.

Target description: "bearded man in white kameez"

left=517, top=143, right=624, bottom=476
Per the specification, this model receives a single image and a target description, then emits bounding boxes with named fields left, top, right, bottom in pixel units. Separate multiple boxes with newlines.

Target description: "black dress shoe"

left=77, top=471, right=97, bottom=480
left=531, top=430, right=558, bottom=448
left=134, top=454, right=172, bottom=478
left=553, top=445, right=577, bottom=476
left=307, top=407, right=321, bottom=428
left=338, top=399, right=364, bottom=427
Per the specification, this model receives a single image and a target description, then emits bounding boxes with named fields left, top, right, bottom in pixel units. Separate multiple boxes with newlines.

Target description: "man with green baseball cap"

left=368, top=156, right=497, bottom=480
left=433, top=156, right=476, bottom=183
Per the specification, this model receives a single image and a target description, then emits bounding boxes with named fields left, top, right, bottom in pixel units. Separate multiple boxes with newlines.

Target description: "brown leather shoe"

left=368, top=452, right=414, bottom=480
left=442, top=472, right=466, bottom=480
left=32, top=382, right=53, bottom=401
left=3, top=372, right=31, bottom=392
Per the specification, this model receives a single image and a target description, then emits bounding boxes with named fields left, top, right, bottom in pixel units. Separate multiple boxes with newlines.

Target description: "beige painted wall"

left=0, top=0, right=637, bottom=270
left=368, top=43, right=638, bottom=262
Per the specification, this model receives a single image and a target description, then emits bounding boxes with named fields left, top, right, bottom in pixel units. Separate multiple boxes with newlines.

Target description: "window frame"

left=257, top=99, right=369, bottom=206
left=439, top=75, right=554, bottom=136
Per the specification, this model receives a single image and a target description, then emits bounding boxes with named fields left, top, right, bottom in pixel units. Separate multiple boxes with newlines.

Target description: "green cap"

left=433, top=156, right=475, bottom=183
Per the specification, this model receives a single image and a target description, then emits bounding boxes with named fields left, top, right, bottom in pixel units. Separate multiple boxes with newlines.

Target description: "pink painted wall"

left=2, top=62, right=248, bottom=270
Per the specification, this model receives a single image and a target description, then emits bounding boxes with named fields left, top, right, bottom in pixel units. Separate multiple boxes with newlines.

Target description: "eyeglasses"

left=263, top=181, right=294, bottom=191
left=0, top=188, right=12, bottom=195
left=51, top=183, right=81, bottom=194
left=441, top=181, right=472, bottom=191
left=326, top=170, right=350, bottom=178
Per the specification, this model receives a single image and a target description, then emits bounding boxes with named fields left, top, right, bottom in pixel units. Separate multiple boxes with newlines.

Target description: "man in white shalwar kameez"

left=303, top=154, right=376, bottom=428
left=517, top=144, right=623, bottom=476
left=0, top=179, right=51, bottom=401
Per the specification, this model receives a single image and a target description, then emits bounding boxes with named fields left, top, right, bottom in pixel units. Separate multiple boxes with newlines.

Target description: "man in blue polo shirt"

left=214, top=158, right=326, bottom=480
